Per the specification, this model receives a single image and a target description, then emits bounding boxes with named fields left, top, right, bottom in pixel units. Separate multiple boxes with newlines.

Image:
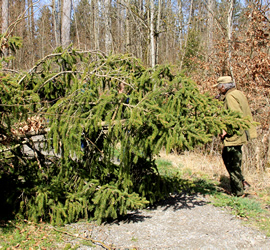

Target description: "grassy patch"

left=156, top=158, right=218, bottom=196
left=211, top=193, right=263, bottom=217
left=155, top=158, right=176, bottom=176
left=211, top=193, right=270, bottom=236
left=0, top=220, right=109, bottom=249
left=0, top=220, right=64, bottom=249
left=258, top=187, right=270, bottom=205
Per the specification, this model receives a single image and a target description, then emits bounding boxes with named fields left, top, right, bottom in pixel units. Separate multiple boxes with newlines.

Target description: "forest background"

left=0, top=0, right=269, bottom=225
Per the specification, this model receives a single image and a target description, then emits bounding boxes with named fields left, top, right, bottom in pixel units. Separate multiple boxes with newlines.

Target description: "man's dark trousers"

left=222, top=146, right=244, bottom=196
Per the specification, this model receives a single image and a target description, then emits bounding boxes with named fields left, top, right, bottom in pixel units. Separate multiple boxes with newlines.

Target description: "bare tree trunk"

left=2, top=0, right=9, bottom=34
left=18, top=0, right=26, bottom=67
left=165, top=0, right=174, bottom=63
left=155, top=0, right=162, bottom=65
left=1, top=0, right=9, bottom=61
left=125, top=0, right=130, bottom=53
left=138, top=0, right=144, bottom=59
left=72, top=0, right=80, bottom=48
left=177, top=0, right=183, bottom=58
left=179, top=0, right=193, bottom=71
left=93, top=0, right=100, bottom=50
left=117, top=0, right=124, bottom=53
left=30, top=0, right=35, bottom=38
left=228, top=0, right=235, bottom=82
left=52, top=0, right=61, bottom=47
left=150, top=0, right=155, bottom=68
left=28, top=0, right=35, bottom=64
left=104, top=0, right=112, bottom=54
left=207, top=0, right=214, bottom=61
left=61, top=0, right=72, bottom=48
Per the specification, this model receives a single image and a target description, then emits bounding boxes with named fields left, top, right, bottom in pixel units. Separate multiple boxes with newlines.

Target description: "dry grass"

left=158, top=149, right=270, bottom=203
left=159, top=150, right=226, bottom=180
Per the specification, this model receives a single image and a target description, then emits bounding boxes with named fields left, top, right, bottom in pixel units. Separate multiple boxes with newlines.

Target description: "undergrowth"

left=0, top=220, right=64, bottom=249
left=1, top=156, right=270, bottom=249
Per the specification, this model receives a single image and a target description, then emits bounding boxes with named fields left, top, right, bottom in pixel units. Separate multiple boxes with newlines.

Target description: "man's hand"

left=220, top=129, right=227, bottom=140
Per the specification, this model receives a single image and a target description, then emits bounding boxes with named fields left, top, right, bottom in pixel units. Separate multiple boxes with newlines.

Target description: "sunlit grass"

left=210, top=193, right=270, bottom=236
left=0, top=221, right=64, bottom=249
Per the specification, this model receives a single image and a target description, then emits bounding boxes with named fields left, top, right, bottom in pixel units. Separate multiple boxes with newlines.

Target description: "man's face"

left=218, top=84, right=226, bottom=94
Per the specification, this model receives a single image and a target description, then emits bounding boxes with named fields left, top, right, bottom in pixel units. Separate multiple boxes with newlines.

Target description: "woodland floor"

left=56, top=151, right=270, bottom=250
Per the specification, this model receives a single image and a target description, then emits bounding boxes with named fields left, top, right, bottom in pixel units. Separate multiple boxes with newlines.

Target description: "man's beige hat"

left=213, top=76, right=233, bottom=87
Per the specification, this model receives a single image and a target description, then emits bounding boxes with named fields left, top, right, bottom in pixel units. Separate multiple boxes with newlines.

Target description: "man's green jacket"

left=223, top=88, right=257, bottom=146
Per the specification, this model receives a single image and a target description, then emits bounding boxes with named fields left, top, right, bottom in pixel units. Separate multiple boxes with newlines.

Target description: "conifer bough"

left=0, top=47, right=251, bottom=225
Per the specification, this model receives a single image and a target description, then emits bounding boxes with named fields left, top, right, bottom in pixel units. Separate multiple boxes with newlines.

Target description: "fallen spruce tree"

left=0, top=47, right=251, bottom=225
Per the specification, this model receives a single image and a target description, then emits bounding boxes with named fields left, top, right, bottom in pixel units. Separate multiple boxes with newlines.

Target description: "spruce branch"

left=37, top=71, right=82, bottom=92
left=85, top=137, right=104, bottom=155
left=17, top=50, right=106, bottom=85
left=1, top=50, right=254, bottom=226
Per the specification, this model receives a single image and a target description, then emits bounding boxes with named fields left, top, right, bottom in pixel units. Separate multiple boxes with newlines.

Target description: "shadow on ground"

left=111, top=178, right=219, bottom=224
left=218, top=175, right=231, bottom=194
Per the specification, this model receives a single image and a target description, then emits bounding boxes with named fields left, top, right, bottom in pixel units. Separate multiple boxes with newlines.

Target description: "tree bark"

left=177, top=0, right=183, bottom=55
left=125, top=0, right=130, bottom=53
left=150, top=0, right=155, bottom=68
left=94, top=0, right=100, bottom=50
left=72, top=0, right=80, bottom=47
left=61, top=0, right=72, bottom=48
left=228, top=0, right=235, bottom=82
left=2, top=0, right=9, bottom=34
left=52, top=0, right=60, bottom=47
left=104, top=0, right=112, bottom=54
left=207, top=0, right=214, bottom=61
left=1, top=0, right=9, bottom=60
left=155, top=0, right=162, bottom=65
left=179, top=0, right=193, bottom=71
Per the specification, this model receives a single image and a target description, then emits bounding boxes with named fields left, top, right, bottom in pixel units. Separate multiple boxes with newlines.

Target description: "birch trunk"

left=2, top=0, right=9, bottom=60
left=94, top=0, right=100, bottom=50
left=104, top=0, right=112, bottom=54
left=150, top=0, right=155, bottom=68
left=2, top=0, right=9, bottom=34
left=61, top=0, right=72, bottom=48
left=52, top=0, right=60, bottom=47
left=155, top=0, right=162, bottom=65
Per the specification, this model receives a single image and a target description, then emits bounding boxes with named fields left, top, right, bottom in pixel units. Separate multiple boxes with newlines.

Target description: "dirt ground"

left=62, top=193, right=270, bottom=249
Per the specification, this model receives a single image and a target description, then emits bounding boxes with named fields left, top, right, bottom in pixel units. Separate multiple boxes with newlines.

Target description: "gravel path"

left=63, top=193, right=270, bottom=249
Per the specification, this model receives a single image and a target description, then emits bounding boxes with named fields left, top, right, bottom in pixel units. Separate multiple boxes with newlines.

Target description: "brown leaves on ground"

left=11, top=116, right=46, bottom=136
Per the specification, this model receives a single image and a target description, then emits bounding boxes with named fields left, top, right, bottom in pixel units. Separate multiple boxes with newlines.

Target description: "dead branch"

left=52, top=227, right=112, bottom=250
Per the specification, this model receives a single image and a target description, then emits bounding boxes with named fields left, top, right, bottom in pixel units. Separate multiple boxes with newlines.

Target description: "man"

left=215, top=76, right=257, bottom=197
